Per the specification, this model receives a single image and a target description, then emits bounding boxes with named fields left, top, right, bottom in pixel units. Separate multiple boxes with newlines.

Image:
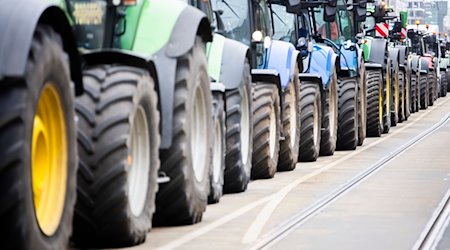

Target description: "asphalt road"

left=125, top=96, right=450, bottom=250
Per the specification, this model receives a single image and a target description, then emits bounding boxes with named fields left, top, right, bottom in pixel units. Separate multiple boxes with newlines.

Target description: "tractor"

left=189, top=0, right=254, bottom=201
left=438, top=36, right=449, bottom=96
left=407, top=28, right=435, bottom=111
left=384, top=10, right=411, bottom=123
left=359, top=2, right=398, bottom=136
left=212, top=0, right=303, bottom=178
left=0, top=1, right=82, bottom=249
left=272, top=0, right=341, bottom=161
left=319, top=0, right=367, bottom=150
left=67, top=0, right=215, bottom=245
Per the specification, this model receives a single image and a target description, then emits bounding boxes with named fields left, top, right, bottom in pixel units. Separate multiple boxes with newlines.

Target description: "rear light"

left=123, top=0, right=137, bottom=5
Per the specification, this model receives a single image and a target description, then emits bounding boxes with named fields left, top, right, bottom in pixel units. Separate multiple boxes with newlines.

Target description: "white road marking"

left=156, top=98, right=450, bottom=250
left=242, top=99, right=450, bottom=245
left=413, top=188, right=450, bottom=250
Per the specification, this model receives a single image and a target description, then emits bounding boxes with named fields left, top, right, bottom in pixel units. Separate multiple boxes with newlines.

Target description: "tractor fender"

left=420, top=57, right=430, bottom=74
left=309, top=43, right=338, bottom=87
left=409, top=55, right=421, bottom=73
left=130, top=2, right=212, bottom=148
left=0, top=0, right=82, bottom=95
left=251, top=69, right=281, bottom=88
left=388, top=47, right=400, bottom=73
left=131, top=0, right=212, bottom=57
left=339, top=44, right=358, bottom=76
left=165, top=5, right=212, bottom=58
left=266, top=40, right=298, bottom=90
left=397, top=45, right=407, bottom=68
left=218, top=36, right=251, bottom=90
left=368, top=38, right=387, bottom=66
left=251, top=68, right=283, bottom=105
left=299, top=73, right=325, bottom=94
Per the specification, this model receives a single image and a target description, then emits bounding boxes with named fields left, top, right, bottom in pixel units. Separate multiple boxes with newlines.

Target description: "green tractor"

left=359, top=2, right=397, bottom=136
left=1, top=0, right=215, bottom=248
left=189, top=0, right=254, bottom=200
left=0, top=0, right=82, bottom=249
left=69, top=0, right=215, bottom=245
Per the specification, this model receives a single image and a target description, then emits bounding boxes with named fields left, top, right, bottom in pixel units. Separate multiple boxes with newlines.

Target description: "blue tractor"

left=272, top=0, right=340, bottom=161
left=318, top=0, right=368, bottom=150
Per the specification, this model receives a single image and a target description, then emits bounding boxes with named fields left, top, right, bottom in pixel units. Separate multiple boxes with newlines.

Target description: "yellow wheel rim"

left=32, top=83, right=67, bottom=236
left=379, top=81, right=383, bottom=123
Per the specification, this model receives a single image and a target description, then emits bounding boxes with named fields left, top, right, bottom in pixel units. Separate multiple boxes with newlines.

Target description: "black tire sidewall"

left=23, top=25, right=76, bottom=249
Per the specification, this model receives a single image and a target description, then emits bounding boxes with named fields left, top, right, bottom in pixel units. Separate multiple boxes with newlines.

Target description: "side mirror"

left=353, top=0, right=367, bottom=22
left=324, top=0, right=337, bottom=22
left=285, top=0, right=302, bottom=14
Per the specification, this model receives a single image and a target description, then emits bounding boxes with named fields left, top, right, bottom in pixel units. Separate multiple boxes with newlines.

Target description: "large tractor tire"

left=419, top=74, right=429, bottom=110
left=383, top=67, right=392, bottom=134
left=223, top=61, right=253, bottom=193
left=398, top=69, right=406, bottom=122
left=0, top=25, right=76, bottom=249
left=154, top=37, right=212, bottom=226
left=390, top=64, right=400, bottom=126
left=73, top=66, right=160, bottom=247
left=404, top=70, right=411, bottom=120
left=251, top=83, right=281, bottom=179
left=319, top=72, right=338, bottom=156
left=441, top=72, right=448, bottom=97
left=298, top=82, right=322, bottom=162
left=366, top=69, right=383, bottom=137
left=278, top=66, right=301, bottom=171
left=410, top=74, right=419, bottom=113
left=336, top=77, right=358, bottom=150
left=383, top=64, right=391, bottom=134
left=447, top=71, right=450, bottom=92
left=208, top=92, right=225, bottom=204
left=357, top=60, right=367, bottom=146
left=427, top=72, right=435, bottom=106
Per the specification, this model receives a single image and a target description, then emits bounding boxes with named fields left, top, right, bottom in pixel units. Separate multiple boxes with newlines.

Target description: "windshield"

left=337, top=8, right=353, bottom=42
left=212, top=0, right=251, bottom=45
left=365, top=16, right=376, bottom=30
left=314, top=6, right=339, bottom=41
left=272, top=4, right=295, bottom=43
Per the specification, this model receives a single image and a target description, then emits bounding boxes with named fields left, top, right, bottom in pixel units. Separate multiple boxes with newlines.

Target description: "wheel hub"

left=241, top=86, right=250, bottom=165
left=128, top=106, right=150, bottom=217
left=269, top=106, right=276, bottom=158
left=289, top=83, right=297, bottom=148
left=32, top=84, right=67, bottom=236
left=191, top=85, right=207, bottom=182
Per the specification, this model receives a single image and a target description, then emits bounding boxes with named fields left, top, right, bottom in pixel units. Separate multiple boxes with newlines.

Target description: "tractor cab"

left=65, top=0, right=138, bottom=50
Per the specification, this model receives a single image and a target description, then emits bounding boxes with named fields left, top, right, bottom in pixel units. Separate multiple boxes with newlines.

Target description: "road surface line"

left=242, top=99, right=450, bottom=245
left=251, top=111, right=450, bottom=250
left=157, top=99, right=450, bottom=250
left=413, top=189, right=450, bottom=249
